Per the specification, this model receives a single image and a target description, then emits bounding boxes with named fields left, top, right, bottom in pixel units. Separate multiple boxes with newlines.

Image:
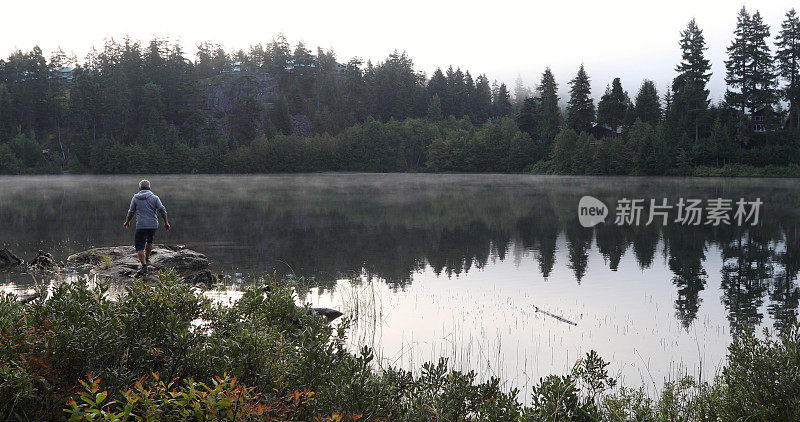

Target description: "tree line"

left=0, top=6, right=798, bottom=175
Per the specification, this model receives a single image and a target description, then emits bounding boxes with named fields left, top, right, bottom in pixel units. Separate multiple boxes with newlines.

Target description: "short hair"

left=139, top=179, right=151, bottom=190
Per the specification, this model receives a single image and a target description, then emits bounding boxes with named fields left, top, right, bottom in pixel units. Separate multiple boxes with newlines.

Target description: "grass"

left=99, top=255, right=113, bottom=270
left=0, top=271, right=798, bottom=421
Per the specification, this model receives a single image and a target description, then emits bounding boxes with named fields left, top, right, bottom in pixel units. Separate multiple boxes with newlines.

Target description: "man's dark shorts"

left=134, top=229, right=156, bottom=251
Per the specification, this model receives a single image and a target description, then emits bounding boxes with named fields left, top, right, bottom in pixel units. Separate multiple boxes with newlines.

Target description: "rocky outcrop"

left=198, top=71, right=315, bottom=141
left=200, top=72, right=279, bottom=117
left=67, top=245, right=214, bottom=285
left=0, top=248, right=22, bottom=269
left=198, top=72, right=278, bottom=143
left=30, top=250, right=59, bottom=271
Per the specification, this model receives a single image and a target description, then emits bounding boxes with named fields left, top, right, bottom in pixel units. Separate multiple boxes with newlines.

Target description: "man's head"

left=139, top=179, right=151, bottom=190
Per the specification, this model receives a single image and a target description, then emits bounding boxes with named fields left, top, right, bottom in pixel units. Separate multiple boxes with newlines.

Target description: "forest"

left=0, top=6, right=798, bottom=175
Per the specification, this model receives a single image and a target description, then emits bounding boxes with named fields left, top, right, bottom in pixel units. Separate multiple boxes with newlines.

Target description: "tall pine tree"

left=726, top=7, right=776, bottom=114
left=473, top=75, right=493, bottom=123
left=670, top=18, right=712, bottom=141
left=537, top=67, right=561, bottom=147
left=776, top=8, right=800, bottom=130
left=634, top=80, right=662, bottom=126
left=566, top=64, right=594, bottom=133
left=597, top=77, right=629, bottom=128
left=492, top=82, right=512, bottom=117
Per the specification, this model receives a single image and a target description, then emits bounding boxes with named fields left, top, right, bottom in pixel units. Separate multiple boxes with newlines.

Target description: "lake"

left=1, top=174, right=798, bottom=399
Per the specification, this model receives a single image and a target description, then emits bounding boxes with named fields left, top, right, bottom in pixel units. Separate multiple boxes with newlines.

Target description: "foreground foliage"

left=0, top=272, right=798, bottom=420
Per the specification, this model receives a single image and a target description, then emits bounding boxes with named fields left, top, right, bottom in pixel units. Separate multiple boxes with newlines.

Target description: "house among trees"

left=751, top=108, right=768, bottom=132
left=284, top=57, right=316, bottom=71
left=51, top=66, right=74, bottom=81
left=589, top=122, right=622, bottom=139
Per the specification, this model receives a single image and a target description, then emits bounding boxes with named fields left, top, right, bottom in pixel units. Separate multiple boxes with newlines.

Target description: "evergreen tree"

left=634, top=124, right=670, bottom=175
left=513, top=75, right=533, bottom=108
left=427, top=94, right=443, bottom=121
left=473, top=75, right=493, bottom=123
left=671, top=18, right=712, bottom=141
left=776, top=9, right=800, bottom=130
left=427, top=68, right=448, bottom=114
left=516, top=97, right=539, bottom=139
left=566, top=64, right=595, bottom=133
left=0, top=84, right=14, bottom=140
left=446, top=66, right=468, bottom=118
left=634, top=80, right=662, bottom=126
left=537, top=67, right=561, bottom=148
left=749, top=11, right=777, bottom=112
left=463, top=71, right=476, bottom=121
left=272, top=95, right=292, bottom=135
left=266, top=33, right=291, bottom=80
left=551, top=129, right=579, bottom=174
left=492, top=83, right=512, bottom=117
left=597, top=77, right=629, bottom=128
left=726, top=7, right=752, bottom=113
left=726, top=7, right=776, bottom=114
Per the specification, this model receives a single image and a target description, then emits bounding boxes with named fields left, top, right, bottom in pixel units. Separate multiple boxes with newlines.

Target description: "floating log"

left=534, top=305, right=578, bottom=326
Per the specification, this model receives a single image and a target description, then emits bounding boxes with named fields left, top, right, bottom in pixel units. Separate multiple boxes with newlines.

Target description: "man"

left=123, top=179, right=171, bottom=276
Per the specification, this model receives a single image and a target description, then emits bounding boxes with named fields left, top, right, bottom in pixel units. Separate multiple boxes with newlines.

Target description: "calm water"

left=1, top=174, right=798, bottom=398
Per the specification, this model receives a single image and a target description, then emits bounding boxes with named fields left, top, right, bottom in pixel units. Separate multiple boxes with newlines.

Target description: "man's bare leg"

left=137, top=250, right=147, bottom=266
left=145, top=242, right=154, bottom=262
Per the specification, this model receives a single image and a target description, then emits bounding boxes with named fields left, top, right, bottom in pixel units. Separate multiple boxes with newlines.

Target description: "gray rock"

left=30, top=250, right=59, bottom=271
left=312, top=307, right=344, bottom=322
left=67, top=245, right=212, bottom=283
left=0, top=248, right=22, bottom=269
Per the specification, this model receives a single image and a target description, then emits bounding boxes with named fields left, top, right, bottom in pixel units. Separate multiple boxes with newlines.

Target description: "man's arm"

left=156, top=197, right=170, bottom=231
left=123, top=198, right=136, bottom=228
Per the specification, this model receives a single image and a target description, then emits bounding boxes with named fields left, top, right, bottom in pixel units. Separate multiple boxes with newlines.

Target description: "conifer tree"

left=726, top=7, right=776, bottom=113
left=537, top=67, right=561, bottom=147
left=749, top=11, right=777, bottom=111
left=446, top=67, right=467, bottom=118
left=726, top=7, right=752, bottom=113
left=473, top=75, right=493, bottom=123
left=427, top=94, right=443, bottom=121
left=463, top=71, right=476, bottom=121
left=597, top=77, right=629, bottom=128
left=670, top=19, right=712, bottom=141
left=516, top=97, right=539, bottom=139
left=566, top=64, right=595, bottom=133
left=513, top=75, right=533, bottom=108
left=492, top=83, right=512, bottom=117
left=271, top=95, right=292, bottom=135
left=634, top=80, right=662, bottom=126
left=0, top=84, right=13, bottom=140
left=776, top=9, right=800, bottom=129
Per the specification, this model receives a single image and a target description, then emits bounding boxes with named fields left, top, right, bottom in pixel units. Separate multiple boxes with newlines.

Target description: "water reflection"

left=1, top=174, right=798, bottom=334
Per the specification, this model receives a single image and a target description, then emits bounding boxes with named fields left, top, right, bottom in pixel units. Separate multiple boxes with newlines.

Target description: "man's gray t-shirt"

left=127, top=190, right=167, bottom=229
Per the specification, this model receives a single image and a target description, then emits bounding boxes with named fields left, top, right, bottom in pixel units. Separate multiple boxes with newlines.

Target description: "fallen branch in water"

left=534, top=305, right=577, bottom=326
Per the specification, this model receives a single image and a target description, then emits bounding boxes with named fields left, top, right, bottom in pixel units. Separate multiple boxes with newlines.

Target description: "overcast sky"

left=2, top=0, right=797, bottom=104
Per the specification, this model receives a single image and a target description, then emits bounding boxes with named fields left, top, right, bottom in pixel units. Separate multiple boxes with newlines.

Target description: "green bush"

left=1, top=272, right=799, bottom=420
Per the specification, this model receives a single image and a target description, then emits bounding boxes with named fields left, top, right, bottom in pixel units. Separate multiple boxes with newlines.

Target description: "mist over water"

left=1, top=174, right=798, bottom=399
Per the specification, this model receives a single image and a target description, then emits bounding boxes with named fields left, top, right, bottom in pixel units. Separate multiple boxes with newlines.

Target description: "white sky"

left=2, top=0, right=796, bottom=104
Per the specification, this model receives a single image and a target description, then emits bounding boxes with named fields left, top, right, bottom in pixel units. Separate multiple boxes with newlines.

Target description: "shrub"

left=1, top=271, right=799, bottom=420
